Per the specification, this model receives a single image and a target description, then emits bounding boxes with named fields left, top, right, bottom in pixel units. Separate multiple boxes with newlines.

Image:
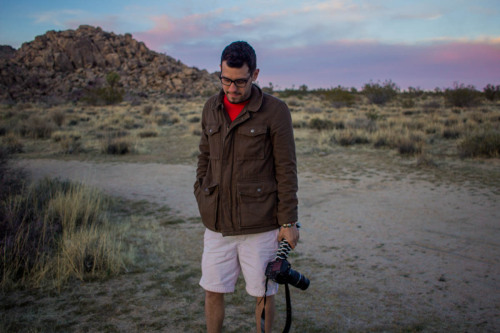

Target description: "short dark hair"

left=221, top=41, right=257, bottom=74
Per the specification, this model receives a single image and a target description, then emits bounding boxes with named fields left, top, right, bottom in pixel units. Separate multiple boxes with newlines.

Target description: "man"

left=194, top=41, right=299, bottom=333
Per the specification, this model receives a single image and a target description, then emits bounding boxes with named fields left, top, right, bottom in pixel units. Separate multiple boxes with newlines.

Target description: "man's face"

left=220, top=61, right=259, bottom=104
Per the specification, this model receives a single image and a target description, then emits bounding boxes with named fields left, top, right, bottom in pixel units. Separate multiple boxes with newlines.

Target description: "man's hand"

left=278, top=224, right=300, bottom=249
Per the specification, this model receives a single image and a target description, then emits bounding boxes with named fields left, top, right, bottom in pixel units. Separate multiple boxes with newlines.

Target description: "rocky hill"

left=0, top=25, right=220, bottom=103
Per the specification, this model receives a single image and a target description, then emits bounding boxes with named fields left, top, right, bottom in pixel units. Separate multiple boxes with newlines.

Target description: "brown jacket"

left=194, top=85, right=298, bottom=236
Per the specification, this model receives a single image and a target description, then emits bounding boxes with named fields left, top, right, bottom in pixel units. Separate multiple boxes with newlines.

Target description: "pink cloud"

left=130, top=13, right=500, bottom=91
left=133, top=10, right=227, bottom=52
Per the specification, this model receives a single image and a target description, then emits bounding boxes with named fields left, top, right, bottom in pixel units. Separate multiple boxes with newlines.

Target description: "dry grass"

left=1, top=93, right=497, bottom=163
left=1, top=177, right=123, bottom=291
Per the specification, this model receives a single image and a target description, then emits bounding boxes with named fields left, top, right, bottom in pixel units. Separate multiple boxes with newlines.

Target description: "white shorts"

left=200, top=228, right=279, bottom=297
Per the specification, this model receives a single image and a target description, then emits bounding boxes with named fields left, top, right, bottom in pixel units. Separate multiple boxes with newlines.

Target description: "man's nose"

left=228, top=82, right=238, bottom=91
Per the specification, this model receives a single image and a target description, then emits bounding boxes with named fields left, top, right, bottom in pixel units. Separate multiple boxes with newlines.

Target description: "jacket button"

left=257, top=188, right=262, bottom=192
left=204, top=188, right=209, bottom=192
left=209, top=129, right=213, bottom=133
left=250, top=129, right=255, bottom=133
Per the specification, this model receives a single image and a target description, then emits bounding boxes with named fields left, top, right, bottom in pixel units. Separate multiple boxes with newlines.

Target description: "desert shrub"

left=0, top=177, right=122, bottom=289
left=2, top=134, right=23, bottom=154
left=401, top=98, right=416, bottom=108
left=332, top=130, right=370, bottom=146
left=60, top=137, right=83, bottom=154
left=51, top=110, right=66, bottom=127
left=458, top=130, right=500, bottom=158
left=0, top=146, right=26, bottom=202
left=305, top=107, right=322, bottom=114
left=320, top=86, right=356, bottom=108
left=102, top=137, right=132, bottom=155
left=188, top=116, right=201, bottom=123
left=444, top=83, right=481, bottom=107
left=138, top=130, right=158, bottom=138
left=155, top=113, right=179, bottom=126
left=483, top=84, right=500, bottom=101
left=346, top=118, right=377, bottom=132
left=362, top=80, right=399, bottom=105
left=397, top=137, right=423, bottom=156
left=122, top=116, right=143, bottom=130
left=83, top=72, right=124, bottom=105
left=278, top=85, right=309, bottom=99
left=422, top=100, right=442, bottom=113
left=309, top=118, right=335, bottom=131
left=442, top=128, right=461, bottom=139
left=19, top=115, right=55, bottom=139
left=292, top=120, right=308, bottom=128
left=143, top=104, right=154, bottom=115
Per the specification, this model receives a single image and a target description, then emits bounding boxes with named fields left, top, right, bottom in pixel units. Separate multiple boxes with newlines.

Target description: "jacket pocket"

left=235, top=125, right=268, bottom=160
left=237, top=181, right=277, bottom=229
left=205, top=124, right=221, bottom=160
left=195, top=182, right=219, bottom=229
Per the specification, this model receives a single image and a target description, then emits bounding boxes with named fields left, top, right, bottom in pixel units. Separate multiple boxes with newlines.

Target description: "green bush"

left=397, top=138, right=422, bottom=156
left=458, top=130, right=500, bottom=158
left=444, top=83, right=481, bottom=107
left=320, top=86, right=356, bottom=108
left=362, top=80, right=399, bottom=105
left=83, top=72, right=124, bottom=105
left=483, top=84, right=500, bottom=101
left=309, top=118, right=337, bottom=131
left=102, top=137, right=131, bottom=155
left=335, top=131, right=370, bottom=146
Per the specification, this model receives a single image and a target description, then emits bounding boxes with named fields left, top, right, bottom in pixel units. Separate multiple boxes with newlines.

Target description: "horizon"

left=1, top=0, right=499, bottom=91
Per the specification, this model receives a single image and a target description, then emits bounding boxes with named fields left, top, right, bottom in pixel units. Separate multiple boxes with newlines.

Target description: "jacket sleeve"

left=270, top=102, right=298, bottom=225
left=195, top=101, right=211, bottom=190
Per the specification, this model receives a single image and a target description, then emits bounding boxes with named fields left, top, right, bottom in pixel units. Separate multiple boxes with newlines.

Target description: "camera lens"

left=287, top=268, right=310, bottom=290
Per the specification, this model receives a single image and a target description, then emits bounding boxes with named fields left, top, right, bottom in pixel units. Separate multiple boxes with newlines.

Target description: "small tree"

left=484, top=84, right=500, bottom=101
left=84, top=72, right=124, bottom=105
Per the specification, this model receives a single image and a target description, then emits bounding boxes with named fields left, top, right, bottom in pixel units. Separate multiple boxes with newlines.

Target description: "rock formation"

left=0, top=25, right=220, bottom=102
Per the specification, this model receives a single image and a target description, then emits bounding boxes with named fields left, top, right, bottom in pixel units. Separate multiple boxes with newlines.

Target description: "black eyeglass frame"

left=219, top=75, right=252, bottom=88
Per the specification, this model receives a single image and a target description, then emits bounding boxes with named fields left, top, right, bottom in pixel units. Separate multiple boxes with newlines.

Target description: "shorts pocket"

left=237, top=181, right=277, bottom=228
left=195, top=182, right=219, bottom=228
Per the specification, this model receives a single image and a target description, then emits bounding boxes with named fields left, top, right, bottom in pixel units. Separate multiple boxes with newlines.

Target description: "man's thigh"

left=238, top=229, right=279, bottom=297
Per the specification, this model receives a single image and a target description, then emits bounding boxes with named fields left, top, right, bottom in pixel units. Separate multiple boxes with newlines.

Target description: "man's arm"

left=270, top=101, right=300, bottom=247
left=195, top=105, right=210, bottom=187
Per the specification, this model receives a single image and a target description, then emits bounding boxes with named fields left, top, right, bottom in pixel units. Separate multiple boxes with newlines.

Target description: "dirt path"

left=17, top=159, right=500, bottom=331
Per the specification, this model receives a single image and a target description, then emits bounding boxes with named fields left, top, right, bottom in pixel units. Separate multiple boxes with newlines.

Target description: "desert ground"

left=5, top=150, right=498, bottom=332
left=1, top=93, right=500, bottom=332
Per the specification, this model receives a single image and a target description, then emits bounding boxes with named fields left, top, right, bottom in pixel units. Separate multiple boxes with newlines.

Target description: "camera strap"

left=261, top=278, right=292, bottom=333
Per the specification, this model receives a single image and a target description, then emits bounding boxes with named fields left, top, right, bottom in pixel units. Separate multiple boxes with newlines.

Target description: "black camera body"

left=265, top=258, right=310, bottom=290
left=265, top=239, right=310, bottom=290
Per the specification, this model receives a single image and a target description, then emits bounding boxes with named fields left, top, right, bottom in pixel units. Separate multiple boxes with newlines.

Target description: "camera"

left=265, top=240, right=310, bottom=290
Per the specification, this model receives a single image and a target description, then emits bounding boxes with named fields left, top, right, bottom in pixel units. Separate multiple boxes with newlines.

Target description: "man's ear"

left=252, top=68, right=260, bottom=82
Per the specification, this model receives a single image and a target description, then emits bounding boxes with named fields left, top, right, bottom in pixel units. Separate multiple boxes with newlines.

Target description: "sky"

left=1, top=0, right=499, bottom=90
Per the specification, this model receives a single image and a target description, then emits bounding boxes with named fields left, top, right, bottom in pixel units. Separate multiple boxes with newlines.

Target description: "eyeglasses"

left=220, top=75, right=251, bottom=88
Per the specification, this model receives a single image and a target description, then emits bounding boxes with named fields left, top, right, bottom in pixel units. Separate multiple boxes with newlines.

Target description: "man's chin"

left=226, top=94, right=242, bottom=103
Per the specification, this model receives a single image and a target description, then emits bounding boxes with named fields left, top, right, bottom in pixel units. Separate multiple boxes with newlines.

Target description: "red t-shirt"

left=224, top=95, right=250, bottom=122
